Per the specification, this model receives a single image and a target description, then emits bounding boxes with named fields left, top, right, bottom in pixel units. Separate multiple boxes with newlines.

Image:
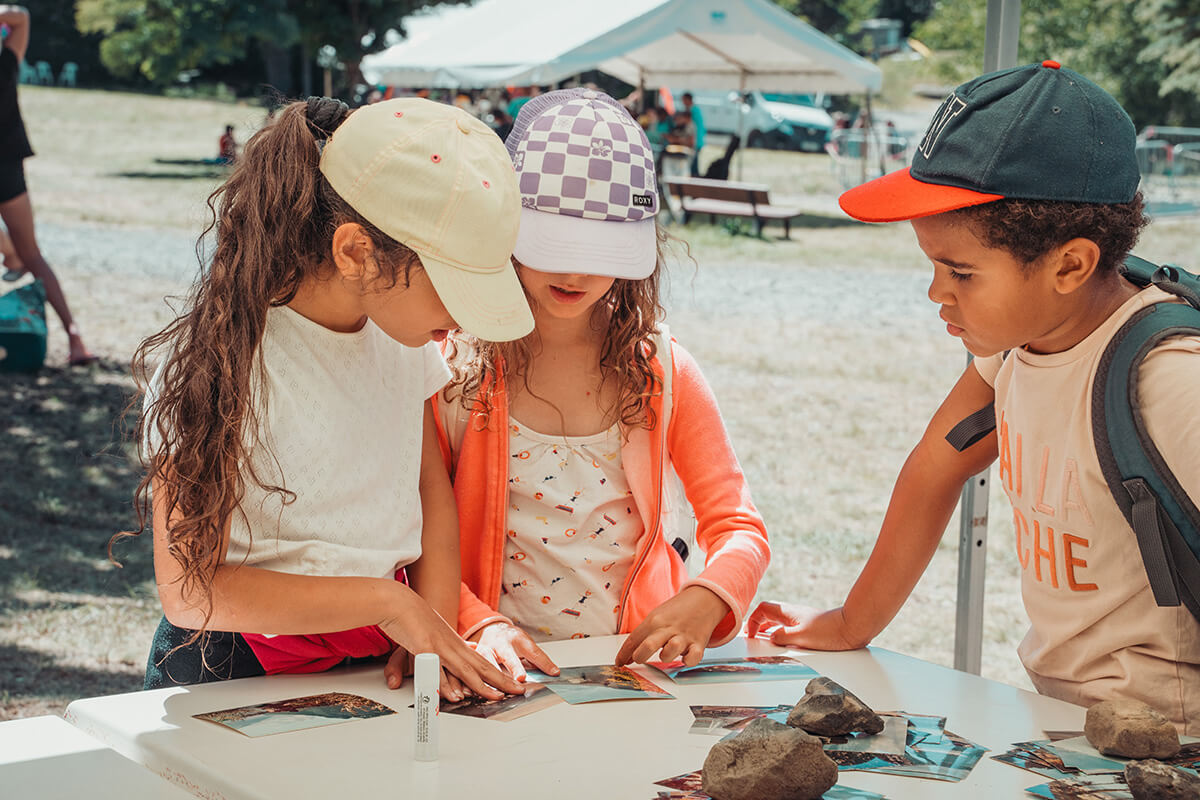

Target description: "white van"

left=682, top=90, right=834, bottom=152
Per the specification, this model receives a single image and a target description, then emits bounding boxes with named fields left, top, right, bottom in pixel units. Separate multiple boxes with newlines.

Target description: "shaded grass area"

left=0, top=360, right=158, bottom=717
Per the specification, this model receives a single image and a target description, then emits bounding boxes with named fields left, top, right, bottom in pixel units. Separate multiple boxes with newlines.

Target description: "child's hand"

left=379, top=592, right=526, bottom=701
left=383, top=646, right=412, bottom=690
left=615, top=585, right=729, bottom=667
left=470, top=622, right=559, bottom=682
left=745, top=602, right=865, bottom=650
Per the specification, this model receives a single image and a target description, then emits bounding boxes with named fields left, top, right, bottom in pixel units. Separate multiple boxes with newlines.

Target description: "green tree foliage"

left=913, top=0, right=1200, bottom=127
left=1134, top=0, right=1200, bottom=97
left=23, top=0, right=105, bottom=86
left=875, top=0, right=937, bottom=36
left=287, top=0, right=467, bottom=87
left=773, top=0, right=882, bottom=47
left=76, top=0, right=299, bottom=83
left=772, top=0, right=934, bottom=53
left=75, top=0, right=465, bottom=91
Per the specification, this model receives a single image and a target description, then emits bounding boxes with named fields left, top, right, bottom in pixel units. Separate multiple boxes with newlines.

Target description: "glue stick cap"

left=414, top=652, right=439, bottom=684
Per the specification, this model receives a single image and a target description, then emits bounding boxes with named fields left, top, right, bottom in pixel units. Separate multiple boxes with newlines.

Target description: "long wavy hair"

left=121, top=97, right=419, bottom=632
left=444, top=224, right=678, bottom=431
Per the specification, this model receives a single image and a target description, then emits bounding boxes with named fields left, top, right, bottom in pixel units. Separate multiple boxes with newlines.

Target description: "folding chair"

left=58, top=62, right=77, bottom=88
left=34, top=61, right=53, bottom=86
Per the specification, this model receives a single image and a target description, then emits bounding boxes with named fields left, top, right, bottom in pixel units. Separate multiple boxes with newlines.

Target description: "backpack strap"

left=946, top=402, right=997, bottom=451
left=1092, top=255, right=1200, bottom=620
left=1092, top=299, right=1200, bottom=618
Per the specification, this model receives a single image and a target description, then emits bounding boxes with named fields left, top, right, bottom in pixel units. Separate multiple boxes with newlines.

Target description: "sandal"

left=2, top=268, right=26, bottom=282
left=68, top=353, right=99, bottom=367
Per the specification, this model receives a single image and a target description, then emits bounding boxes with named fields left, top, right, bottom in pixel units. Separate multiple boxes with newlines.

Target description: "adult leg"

left=0, top=191, right=96, bottom=364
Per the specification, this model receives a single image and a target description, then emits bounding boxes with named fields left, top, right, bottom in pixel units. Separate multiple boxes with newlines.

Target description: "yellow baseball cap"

left=320, top=97, right=533, bottom=342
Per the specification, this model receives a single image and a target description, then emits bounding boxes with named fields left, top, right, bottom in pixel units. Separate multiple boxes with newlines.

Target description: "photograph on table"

left=687, top=704, right=793, bottom=736
left=438, top=682, right=563, bottom=722
left=524, top=665, right=674, bottom=704
left=1052, top=735, right=1200, bottom=772
left=649, top=655, right=819, bottom=685
left=823, top=714, right=910, bottom=756
left=995, top=740, right=1127, bottom=777
left=194, top=692, right=395, bottom=737
left=828, top=713, right=987, bottom=782
left=994, top=735, right=1200, bottom=796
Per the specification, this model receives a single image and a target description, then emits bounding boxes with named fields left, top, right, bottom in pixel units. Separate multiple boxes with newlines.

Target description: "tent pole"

left=954, top=0, right=1022, bottom=678
left=860, top=92, right=873, bottom=184
left=735, top=71, right=746, bottom=182
left=638, top=67, right=646, bottom=117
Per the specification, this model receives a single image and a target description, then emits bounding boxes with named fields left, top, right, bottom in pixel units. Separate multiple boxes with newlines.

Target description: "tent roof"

left=362, top=0, right=882, bottom=94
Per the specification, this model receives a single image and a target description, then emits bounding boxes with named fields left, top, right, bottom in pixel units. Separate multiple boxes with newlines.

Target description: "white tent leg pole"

left=735, top=71, right=746, bottom=182
left=984, top=0, right=1022, bottom=73
left=954, top=471, right=990, bottom=674
left=954, top=0, right=1021, bottom=676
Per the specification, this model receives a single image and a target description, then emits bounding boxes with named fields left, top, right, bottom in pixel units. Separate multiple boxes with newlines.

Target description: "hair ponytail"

left=121, top=97, right=413, bottom=631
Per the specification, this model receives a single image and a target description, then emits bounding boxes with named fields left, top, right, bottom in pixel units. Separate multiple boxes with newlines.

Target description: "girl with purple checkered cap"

left=434, top=88, right=770, bottom=683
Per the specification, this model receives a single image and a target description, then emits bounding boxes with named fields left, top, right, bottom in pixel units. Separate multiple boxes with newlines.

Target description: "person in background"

left=0, top=6, right=96, bottom=364
left=217, top=125, right=237, bottom=165
left=490, top=107, right=513, bottom=143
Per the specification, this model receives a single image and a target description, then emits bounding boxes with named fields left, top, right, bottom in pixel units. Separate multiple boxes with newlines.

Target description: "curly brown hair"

left=443, top=224, right=680, bottom=431
left=122, top=97, right=419, bottom=632
left=944, top=193, right=1150, bottom=274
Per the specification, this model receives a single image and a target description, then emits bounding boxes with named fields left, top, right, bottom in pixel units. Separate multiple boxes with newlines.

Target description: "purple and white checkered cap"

left=506, top=88, right=658, bottom=279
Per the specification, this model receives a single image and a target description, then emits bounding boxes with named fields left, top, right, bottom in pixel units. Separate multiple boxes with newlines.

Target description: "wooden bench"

left=663, top=177, right=803, bottom=236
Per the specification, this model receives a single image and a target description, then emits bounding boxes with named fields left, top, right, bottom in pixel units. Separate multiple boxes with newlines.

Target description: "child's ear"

left=1053, top=237, right=1102, bottom=295
left=330, top=222, right=377, bottom=282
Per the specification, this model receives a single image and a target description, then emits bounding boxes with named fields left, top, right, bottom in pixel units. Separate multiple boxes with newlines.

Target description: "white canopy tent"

left=362, top=0, right=882, bottom=94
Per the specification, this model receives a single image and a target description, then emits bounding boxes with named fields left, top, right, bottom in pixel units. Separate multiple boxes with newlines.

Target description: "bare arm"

left=0, top=6, right=29, bottom=63
left=151, top=471, right=524, bottom=698
left=748, top=364, right=998, bottom=648
left=406, top=399, right=461, bottom=629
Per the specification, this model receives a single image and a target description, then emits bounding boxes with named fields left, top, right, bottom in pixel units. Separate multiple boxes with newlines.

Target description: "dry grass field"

left=1, top=83, right=1194, bottom=719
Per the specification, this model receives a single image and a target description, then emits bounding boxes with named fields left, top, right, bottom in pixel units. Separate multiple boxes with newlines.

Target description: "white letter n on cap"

left=918, top=94, right=967, bottom=159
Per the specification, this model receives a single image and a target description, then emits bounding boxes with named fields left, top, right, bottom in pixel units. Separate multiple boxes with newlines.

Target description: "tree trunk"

left=261, top=39, right=294, bottom=97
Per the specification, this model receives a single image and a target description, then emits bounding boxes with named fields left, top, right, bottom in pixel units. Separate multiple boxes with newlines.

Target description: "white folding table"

left=65, top=635, right=1086, bottom=799
left=0, top=713, right=192, bottom=799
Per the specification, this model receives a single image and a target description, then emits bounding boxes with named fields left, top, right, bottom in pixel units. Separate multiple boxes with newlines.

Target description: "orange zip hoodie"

left=434, top=336, right=770, bottom=646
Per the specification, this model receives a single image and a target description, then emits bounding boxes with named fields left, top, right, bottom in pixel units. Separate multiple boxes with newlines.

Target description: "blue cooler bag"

left=0, top=279, right=47, bottom=372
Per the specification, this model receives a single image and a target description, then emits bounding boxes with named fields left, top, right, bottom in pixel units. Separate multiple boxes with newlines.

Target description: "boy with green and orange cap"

left=748, top=61, right=1199, bottom=733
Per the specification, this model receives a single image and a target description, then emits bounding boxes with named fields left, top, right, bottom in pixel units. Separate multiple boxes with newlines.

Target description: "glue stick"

left=413, top=652, right=439, bottom=761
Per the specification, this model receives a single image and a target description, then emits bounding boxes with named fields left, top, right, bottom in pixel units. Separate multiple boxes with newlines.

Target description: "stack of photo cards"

left=824, top=712, right=987, bottom=782
left=683, top=706, right=982, bottom=781
left=649, top=654, right=819, bottom=685
left=687, top=704, right=793, bottom=736
left=992, top=735, right=1200, bottom=798
left=439, top=682, right=564, bottom=722
left=194, top=692, right=395, bottom=738
left=524, top=664, right=674, bottom=704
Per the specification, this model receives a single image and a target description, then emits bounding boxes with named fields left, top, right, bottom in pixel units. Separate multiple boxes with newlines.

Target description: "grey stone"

left=786, top=676, right=885, bottom=736
left=1126, top=759, right=1200, bottom=800
left=1084, top=700, right=1181, bottom=759
left=702, top=717, right=838, bottom=800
